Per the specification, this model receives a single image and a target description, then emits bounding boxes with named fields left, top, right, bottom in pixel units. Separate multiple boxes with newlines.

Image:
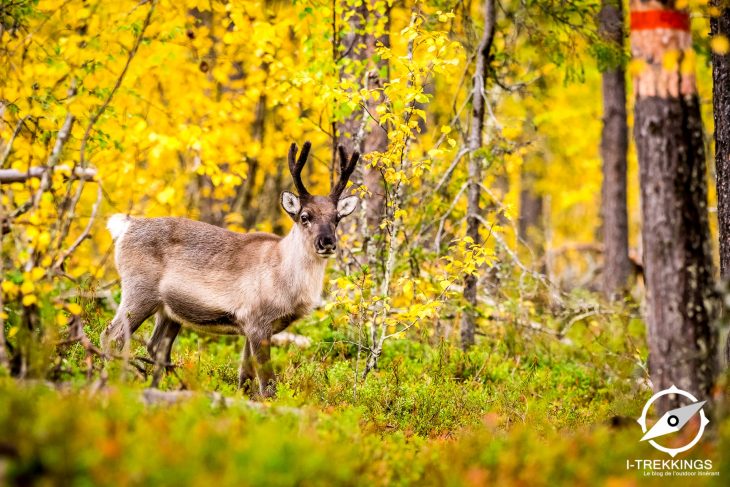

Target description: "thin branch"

left=52, top=181, right=103, bottom=272
left=433, top=148, right=468, bottom=195
left=0, top=115, right=32, bottom=168
left=10, top=110, right=75, bottom=220
left=0, top=166, right=96, bottom=184
left=434, top=181, right=468, bottom=253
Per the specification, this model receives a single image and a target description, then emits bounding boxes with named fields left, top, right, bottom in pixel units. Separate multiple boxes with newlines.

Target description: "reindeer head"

left=280, top=141, right=360, bottom=257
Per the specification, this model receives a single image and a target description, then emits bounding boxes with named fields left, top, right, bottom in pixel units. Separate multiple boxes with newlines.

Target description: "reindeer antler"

left=288, top=141, right=312, bottom=197
left=330, top=145, right=360, bottom=201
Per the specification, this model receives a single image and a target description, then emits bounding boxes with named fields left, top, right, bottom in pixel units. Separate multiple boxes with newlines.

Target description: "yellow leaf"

left=156, top=186, right=176, bottom=204
left=22, top=294, right=37, bottom=306
left=31, top=267, right=45, bottom=280
left=662, top=49, right=680, bottom=71
left=502, top=126, right=521, bottom=141
left=711, top=35, right=729, bottom=55
left=627, top=59, right=647, bottom=77
left=403, top=280, right=413, bottom=296
left=1, top=281, right=17, bottom=294
left=8, top=326, right=18, bottom=339
left=20, top=281, right=34, bottom=294
left=67, top=303, right=83, bottom=315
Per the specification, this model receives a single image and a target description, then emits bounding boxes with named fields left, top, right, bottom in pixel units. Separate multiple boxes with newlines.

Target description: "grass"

left=0, top=299, right=728, bottom=486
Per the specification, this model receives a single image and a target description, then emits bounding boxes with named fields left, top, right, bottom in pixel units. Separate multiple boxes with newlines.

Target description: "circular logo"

left=636, top=385, right=709, bottom=457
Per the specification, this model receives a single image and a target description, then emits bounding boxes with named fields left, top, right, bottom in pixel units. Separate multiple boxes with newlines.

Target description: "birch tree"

left=462, top=0, right=496, bottom=350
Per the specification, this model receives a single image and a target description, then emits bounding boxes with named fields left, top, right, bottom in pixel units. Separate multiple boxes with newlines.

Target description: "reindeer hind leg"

left=101, top=280, right=159, bottom=354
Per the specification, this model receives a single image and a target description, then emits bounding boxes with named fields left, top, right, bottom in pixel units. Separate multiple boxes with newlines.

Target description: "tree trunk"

left=336, top=1, right=386, bottom=213
left=714, top=1, right=730, bottom=277
left=630, top=1, right=717, bottom=406
left=599, top=0, right=631, bottom=298
left=711, top=1, right=730, bottom=363
left=335, top=1, right=387, bottom=263
left=461, top=0, right=496, bottom=350
left=517, top=163, right=543, bottom=252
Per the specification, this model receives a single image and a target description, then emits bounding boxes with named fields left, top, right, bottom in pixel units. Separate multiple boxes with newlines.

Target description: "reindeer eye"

left=300, top=213, right=310, bottom=224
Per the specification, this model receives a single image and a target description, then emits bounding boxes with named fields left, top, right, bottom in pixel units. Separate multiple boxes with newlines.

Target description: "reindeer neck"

left=278, top=225, right=328, bottom=291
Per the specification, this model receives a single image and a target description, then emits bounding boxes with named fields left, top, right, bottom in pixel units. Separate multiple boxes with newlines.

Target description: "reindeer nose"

left=316, top=235, right=336, bottom=253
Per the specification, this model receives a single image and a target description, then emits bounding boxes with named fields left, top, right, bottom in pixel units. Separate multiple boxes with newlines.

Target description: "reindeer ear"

left=337, top=195, right=359, bottom=218
left=281, top=191, right=301, bottom=218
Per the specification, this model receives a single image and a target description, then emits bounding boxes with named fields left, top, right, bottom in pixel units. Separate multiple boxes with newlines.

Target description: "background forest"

left=1, top=0, right=730, bottom=485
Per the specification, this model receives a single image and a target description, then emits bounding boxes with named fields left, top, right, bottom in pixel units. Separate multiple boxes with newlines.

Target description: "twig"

left=10, top=109, right=75, bottom=220
left=434, top=181, right=468, bottom=253
left=52, top=181, right=103, bottom=272
left=433, top=148, right=468, bottom=195
left=474, top=213, right=564, bottom=307
left=0, top=166, right=96, bottom=184
left=0, top=216, right=6, bottom=368
left=558, top=309, right=601, bottom=338
left=0, top=115, right=31, bottom=168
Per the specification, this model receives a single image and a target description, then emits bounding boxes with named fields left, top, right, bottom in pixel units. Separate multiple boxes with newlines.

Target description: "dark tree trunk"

left=630, top=1, right=717, bottom=406
left=714, top=1, right=730, bottom=275
left=635, top=96, right=717, bottom=402
left=599, top=0, right=631, bottom=298
left=518, top=164, right=543, bottom=252
left=335, top=1, right=387, bottom=262
left=462, top=0, right=496, bottom=350
left=361, top=29, right=389, bottom=232
left=711, top=0, right=730, bottom=362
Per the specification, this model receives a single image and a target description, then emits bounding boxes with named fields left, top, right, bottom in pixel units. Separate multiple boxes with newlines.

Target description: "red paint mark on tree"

left=630, top=10, right=690, bottom=31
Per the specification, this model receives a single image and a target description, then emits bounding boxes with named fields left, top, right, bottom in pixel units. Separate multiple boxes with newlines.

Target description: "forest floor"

left=0, top=303, right=728, bottom=486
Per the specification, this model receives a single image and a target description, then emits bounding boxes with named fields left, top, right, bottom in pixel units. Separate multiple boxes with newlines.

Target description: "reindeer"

left=101, top=142, right=360, bottom=396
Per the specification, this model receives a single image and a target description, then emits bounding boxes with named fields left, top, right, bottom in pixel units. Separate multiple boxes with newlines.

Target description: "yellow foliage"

left=711, top=35, right=730, bottom=55
left=65, top=303, right=82, bottom=315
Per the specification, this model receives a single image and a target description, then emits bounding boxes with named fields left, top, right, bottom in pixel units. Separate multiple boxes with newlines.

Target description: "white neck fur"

left=279, top=224, right=327, bottom=304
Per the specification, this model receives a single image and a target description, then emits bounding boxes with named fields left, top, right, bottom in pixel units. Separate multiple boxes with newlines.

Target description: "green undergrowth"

left=1, top=303, right=728, bottom=486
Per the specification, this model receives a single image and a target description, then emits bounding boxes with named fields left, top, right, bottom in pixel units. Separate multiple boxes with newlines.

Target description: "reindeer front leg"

left=147, top=312, right=181, bottom=366
left=240, top=333, right=275, bottom=398
left=238, top=338, right=255, bottom=391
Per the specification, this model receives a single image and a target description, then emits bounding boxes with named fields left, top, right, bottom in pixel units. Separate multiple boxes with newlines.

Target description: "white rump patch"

left=337, top=195, right=359, bottom=218
left=107, top=214, right=131, bottom=240
left=281, top=191, right=301, bottom=216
